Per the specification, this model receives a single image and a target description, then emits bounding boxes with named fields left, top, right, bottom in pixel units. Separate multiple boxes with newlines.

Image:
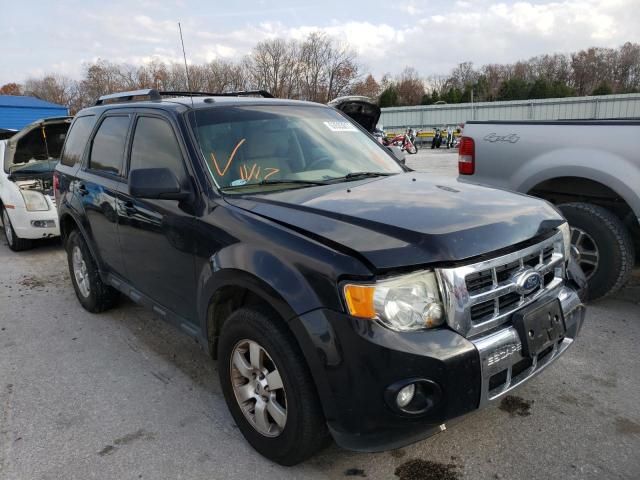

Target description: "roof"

left=79, top=95, right=324, bottom=116
left=166, top=96, right=320, bottom=109
left=0, top=95, right=68, bottom=110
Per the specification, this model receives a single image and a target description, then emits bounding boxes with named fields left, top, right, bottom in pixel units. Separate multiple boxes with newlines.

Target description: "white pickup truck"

left=458, top=119, right=639, bottom=300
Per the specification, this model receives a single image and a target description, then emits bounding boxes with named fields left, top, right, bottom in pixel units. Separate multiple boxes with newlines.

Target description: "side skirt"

left=105, top=272, right=208, bottom=350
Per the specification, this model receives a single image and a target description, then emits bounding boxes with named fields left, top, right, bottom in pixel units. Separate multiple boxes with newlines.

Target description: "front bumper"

left=473, top=286, right=584, bottom=407
left=5, top=203, right=59, bottom=239
left=292, top=284, right=584, bottom=452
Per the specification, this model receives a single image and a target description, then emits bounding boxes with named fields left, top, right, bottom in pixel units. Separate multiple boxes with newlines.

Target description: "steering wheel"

left=307, top=155, right=333, bottom=171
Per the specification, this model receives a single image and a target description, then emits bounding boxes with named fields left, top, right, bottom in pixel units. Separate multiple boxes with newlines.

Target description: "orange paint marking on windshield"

left=246, top=164, right=260, bottom=180
left=210, top=138, right=246, bottom=177
left=263, top=168, right=280, bottom=180
left=237, top=164, right=280, bottom=182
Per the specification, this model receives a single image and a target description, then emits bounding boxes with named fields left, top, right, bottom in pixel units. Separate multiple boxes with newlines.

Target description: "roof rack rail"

left=95, top=89, right=275, bottom=106
left=159, top=90, right=274, bottom=98
left=95, top=89, right=162, bottom=105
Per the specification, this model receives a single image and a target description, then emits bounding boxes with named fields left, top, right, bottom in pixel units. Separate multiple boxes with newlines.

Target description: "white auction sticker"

left=323, top=121, right=358, bottom=132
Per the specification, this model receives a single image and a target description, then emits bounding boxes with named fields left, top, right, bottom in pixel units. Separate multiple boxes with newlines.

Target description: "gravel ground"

left=1, top=149, right=639, bottom=480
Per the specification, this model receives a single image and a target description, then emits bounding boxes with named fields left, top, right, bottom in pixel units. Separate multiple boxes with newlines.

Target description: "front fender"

left=512, top=148, right=640, bottom=218
left=195, top=241, right=344, bottom=352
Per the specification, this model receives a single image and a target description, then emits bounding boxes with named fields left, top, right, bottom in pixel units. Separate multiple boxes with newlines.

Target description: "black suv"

left=55, top=89, right=587, bottom=465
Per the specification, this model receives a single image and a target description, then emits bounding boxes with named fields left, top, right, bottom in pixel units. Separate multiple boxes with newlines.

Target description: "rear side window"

left=60, top=116, right=95, bottom=166
left=89, top=116, right=130, bottom=176
left=129, top=117, right=185, bottom=179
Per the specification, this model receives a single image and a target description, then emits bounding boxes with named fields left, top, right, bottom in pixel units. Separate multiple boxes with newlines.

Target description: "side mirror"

left=129, top=168, right=188, bottom=200
left=387, top=146, right=406, bottom=165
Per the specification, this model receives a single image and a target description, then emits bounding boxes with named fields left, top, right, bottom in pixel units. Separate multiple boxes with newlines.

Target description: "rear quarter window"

left=60, top=115, right=96, bottom=167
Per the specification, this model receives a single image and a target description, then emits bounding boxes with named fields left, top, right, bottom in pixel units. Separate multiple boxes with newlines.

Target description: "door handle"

left=77, top=184, right=89, bottom=196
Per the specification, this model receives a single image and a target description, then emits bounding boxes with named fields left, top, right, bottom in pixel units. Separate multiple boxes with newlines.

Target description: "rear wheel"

left=559, top=202, right=635, bottom=300
left=218, top=307, right=329, bottom=465
left=66, top=230, right=119, bottom=312
left=1, top=207, right=32, bottom=251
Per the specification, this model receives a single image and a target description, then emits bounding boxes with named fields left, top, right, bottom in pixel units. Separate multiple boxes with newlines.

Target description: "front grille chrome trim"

left=472, top=286, right=585, bottom=407
left=436, top=232, right=565, bottom=338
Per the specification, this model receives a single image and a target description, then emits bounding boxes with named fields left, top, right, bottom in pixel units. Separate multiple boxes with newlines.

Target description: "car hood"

left=328, top=96, right=380, bottom=133
left=224, top=173, right=565, bottom=271
left=3, top=116, right=72, bottom=172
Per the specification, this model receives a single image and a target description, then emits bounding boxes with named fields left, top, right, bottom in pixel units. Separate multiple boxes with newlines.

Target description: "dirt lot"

left=1, top=149, right=639, bottom=479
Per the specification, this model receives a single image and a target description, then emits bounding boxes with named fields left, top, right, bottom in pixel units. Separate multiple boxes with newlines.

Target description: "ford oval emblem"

left=514, top=270, right=542, bottom=295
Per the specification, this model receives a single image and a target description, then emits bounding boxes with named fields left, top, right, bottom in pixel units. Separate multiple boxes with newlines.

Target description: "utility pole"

left=471, top=89, right=475, bottom=120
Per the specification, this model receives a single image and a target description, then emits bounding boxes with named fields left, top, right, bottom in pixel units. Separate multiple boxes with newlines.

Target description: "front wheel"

left=559, top=202, right=635, bottom=300
left=1, top=206, right=31, bottom=251
left=218, top=308, right=329, bottom=465
left=406, top=142, right=418, bottom=154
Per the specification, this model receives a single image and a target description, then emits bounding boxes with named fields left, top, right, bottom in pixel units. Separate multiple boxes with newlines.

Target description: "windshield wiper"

left=221, top=178, right=329, bottom=191
left=258, top=178, right=330, bottom=186
left=327, top=171, right=395, bottom=182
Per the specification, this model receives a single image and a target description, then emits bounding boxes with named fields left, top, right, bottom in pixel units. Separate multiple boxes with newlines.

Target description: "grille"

left=465, top=246, right=553, bottom=295
left=468, top=246, right=554, bottom=322
left=437, top=232, right=565, bottom=338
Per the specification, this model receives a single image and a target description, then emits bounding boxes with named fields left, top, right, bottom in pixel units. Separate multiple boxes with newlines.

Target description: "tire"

left=66, top=229, right=119, bottom=312
left=1, top=206, right=32, bottom=251
left=406, top=142, right=418, bottom=154
left=559, top=202, right=635, bottom=300
left=218, top=307, right=329, bottom=465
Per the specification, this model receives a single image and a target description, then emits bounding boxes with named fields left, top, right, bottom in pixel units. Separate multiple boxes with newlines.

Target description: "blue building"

left=0, top=95, right=69, bottom=130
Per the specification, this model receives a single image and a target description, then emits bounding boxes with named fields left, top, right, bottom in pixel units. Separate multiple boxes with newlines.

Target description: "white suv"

left=0, top=117, right=71, bottom=250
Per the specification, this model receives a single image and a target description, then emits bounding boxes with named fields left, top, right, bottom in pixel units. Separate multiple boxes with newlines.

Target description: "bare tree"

left=448, top=62, right=477, bottom=90
left=13, top=39, right=640, bottom=113
left=24, top=74, right=81, bottom=112
left=250, top=38, right=298, bottom=98
left=396, top=67, right=424, bottom=106
left=350, top=74, right=380, bottom=99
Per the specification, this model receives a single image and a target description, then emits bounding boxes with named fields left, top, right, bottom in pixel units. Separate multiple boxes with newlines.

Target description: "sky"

left=1, top=0, right=639, bottom=85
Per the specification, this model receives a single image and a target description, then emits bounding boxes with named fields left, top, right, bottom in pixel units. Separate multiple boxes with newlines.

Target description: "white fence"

left=380, top=93, right=640, bottom=129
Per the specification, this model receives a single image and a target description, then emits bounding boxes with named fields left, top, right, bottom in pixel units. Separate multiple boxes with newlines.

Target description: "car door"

left=77, top=114, right=131, bottom=276
left=116, top=113, right=197, bottom=322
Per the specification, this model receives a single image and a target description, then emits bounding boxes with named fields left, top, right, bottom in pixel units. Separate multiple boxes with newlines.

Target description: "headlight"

left=20, top=189, right=50, bottom=211
left=558, top=222, right=571, bottom=259
left=343, top=271, right=445, bottom=331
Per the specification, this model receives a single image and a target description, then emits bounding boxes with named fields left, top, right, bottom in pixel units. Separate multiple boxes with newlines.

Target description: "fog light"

left=396, top=384, right=416, bottom=408
left=31, top=220, right=55, bottom=228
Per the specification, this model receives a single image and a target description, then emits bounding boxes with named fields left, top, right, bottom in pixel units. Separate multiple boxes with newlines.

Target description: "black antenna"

left=178, top=22, right=194, bottom=108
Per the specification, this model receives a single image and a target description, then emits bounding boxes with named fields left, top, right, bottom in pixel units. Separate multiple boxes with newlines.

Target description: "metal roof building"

left=380, top=93, right=640, bottom=131
left=0, top=95, right=69, bottom=130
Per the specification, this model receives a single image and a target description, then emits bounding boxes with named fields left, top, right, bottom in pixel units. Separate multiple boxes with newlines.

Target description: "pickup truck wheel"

left=559, top=202, right=635, bottom=300
left=66, top=230, right=119, bottom=312
left=2, top=207, right=32, bottom=251
left=218, top=307, right=329, bottom=465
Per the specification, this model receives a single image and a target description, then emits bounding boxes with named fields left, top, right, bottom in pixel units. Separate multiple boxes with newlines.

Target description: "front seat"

left=241, top=128, right=294, bottom=180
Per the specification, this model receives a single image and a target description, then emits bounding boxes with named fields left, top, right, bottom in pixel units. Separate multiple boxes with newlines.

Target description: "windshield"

left=190, top=105, right=403, bottom=192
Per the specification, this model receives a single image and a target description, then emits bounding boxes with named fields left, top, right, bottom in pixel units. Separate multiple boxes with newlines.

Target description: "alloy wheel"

left=72, top=245, right=91, bottom=297
left=570, top=226, right=600, bottom=280
left=230, top=339, right=287, bottom=437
